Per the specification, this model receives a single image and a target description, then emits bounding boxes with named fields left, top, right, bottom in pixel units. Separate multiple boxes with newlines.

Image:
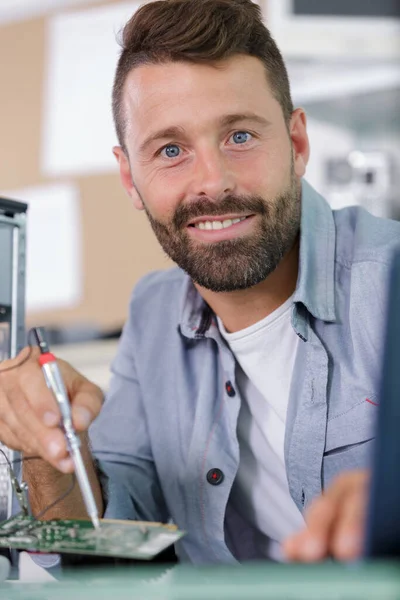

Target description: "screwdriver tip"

left=91, top=515, right=101, bottom=530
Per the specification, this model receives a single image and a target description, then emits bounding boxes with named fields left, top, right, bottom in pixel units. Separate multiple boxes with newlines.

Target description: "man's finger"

left=0, top=382, right=45, bottom=455
left=65, top=370, right=104, bottom=432
left=18, top=355, right=103, bottom=432
left=284, top=496, right=337, bottom=561
left=330, top=484, right=368, bottom=560
left=0, top=347, right=31, bottom=374
left=284, top=472, right=368, bottom=562
left=0, top=421, right=31, bottom=454
left=17, top=349, right=62, bottom=425
left=0, top=409, right=42, bottom=456
left=3, top=372, right=71, bottom=464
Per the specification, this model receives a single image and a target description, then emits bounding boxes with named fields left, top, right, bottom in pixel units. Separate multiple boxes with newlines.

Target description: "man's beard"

left=142, top=173, right=301, bottom=293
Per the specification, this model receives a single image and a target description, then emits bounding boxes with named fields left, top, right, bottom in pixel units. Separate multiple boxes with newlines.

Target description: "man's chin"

left=191, top=278, right=264, bottom=294
left=181, top=259, right=272, bottom=293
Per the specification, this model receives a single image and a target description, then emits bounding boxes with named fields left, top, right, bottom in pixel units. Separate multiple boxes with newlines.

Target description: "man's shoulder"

left=117, top=267, right=189, bottom=345
left=127, top=267, right=189, bottom=323
left=333, top=205, right=400, bottom=269
left=332, top=207, right=400, bottom=329
left=132, top=266, right=186, bottom=299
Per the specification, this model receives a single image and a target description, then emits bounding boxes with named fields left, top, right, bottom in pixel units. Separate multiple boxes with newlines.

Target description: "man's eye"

left=161, top=144, right=181, bottom=158
left=231, top=131, right=252, bottom=144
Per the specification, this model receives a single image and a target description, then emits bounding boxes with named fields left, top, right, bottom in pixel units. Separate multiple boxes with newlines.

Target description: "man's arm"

left=22, top=433, right=103, bottom=520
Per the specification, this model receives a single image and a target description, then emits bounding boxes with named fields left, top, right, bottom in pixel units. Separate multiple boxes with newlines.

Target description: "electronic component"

left=0, top=198, right=27, bottom=524
left=0, top=516, right=184, bottom=560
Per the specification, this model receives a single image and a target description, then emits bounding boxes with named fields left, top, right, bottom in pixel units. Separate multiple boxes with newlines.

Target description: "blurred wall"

left=0, top=0, right=173, bottom=331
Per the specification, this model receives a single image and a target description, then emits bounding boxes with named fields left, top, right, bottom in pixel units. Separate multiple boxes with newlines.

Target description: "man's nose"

left=190, top=148, right=236, bottom=200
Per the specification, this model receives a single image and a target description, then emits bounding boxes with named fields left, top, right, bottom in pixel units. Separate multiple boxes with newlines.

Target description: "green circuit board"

left=0, top=515, right=184, bottom=560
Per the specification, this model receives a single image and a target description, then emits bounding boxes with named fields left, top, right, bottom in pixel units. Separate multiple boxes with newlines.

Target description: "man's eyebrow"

left=138, top=114, right=271, bottom=154
left=138, top=126, right=186, bottom=154
left=219, top=113, right=272, bottom=128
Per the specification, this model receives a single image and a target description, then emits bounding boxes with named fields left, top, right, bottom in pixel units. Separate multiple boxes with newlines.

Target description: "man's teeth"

left=195, top=217, right=247, bottom=231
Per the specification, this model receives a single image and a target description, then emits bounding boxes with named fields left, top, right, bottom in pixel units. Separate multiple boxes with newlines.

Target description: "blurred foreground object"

left=1, top=562, right=400, bottom=599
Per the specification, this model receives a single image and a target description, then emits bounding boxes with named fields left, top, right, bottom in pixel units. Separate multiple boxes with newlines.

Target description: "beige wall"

left=0, top=1, right=172, bottom=331
left=1, top=0, right=268, bottom=331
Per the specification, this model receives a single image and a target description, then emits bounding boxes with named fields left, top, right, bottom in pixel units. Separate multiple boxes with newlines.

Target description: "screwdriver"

left=33, top=327, right=100, bottom=530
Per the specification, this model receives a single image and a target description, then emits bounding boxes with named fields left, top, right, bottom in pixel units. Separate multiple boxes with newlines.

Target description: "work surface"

left=0, top=515, right=184, bottom=561
left=1, top=561, right=400, bottom=600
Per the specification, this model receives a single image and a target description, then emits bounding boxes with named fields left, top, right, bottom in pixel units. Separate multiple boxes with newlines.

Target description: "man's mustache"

left=173, top=195, right=268, bottom=229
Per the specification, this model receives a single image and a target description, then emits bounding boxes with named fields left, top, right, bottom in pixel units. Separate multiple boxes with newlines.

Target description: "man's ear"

left=113, top=146, right=144, bottom=210
left=289, top=108, right=310, bottom=179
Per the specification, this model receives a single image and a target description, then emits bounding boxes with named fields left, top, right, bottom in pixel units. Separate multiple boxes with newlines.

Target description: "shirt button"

left=206, top=468, right=224, bottom=486
left=225, top=381, right=236, bottom=397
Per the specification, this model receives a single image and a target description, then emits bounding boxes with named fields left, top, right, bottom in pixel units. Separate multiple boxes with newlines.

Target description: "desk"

left=1, top=561, right=400, bottom=599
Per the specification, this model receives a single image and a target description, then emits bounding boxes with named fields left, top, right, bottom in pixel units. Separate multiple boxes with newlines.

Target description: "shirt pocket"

left=322, top=397, right=377, bottom=489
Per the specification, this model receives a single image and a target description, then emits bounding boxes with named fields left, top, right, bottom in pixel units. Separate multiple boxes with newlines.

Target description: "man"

left=0, top=0, right=398, bottom=564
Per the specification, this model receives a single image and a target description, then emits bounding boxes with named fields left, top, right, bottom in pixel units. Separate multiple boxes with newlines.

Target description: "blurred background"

left=0, top=0, right=399, bottom=385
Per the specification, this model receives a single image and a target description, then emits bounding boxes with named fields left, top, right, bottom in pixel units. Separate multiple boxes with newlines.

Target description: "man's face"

left=115, top=54, right=309, bottom=292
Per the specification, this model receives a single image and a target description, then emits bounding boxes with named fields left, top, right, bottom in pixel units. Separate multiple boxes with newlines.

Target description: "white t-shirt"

left=218, top=295, right=305, bottom=561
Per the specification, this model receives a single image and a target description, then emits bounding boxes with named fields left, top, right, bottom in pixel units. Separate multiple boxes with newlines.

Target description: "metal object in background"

left=325, top=150, right=397, bottom=219
left=0, top=198, right=27, bottom=523
left=0, top=305, right=11, bottom=363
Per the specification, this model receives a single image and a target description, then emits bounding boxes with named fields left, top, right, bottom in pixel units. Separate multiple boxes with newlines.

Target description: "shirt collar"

left=179, top=179, right=337, bottom=338
left=179, top=275, right=210, bottom=338
left=293, top=179, right=337, bottom=323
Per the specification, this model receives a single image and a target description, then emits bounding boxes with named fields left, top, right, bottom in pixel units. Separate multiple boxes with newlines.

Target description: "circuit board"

left=0, top=515, right=184, bottom=560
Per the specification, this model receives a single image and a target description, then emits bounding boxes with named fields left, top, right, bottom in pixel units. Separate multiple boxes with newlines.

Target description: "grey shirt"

left=89, top=179, right=400, bottom=564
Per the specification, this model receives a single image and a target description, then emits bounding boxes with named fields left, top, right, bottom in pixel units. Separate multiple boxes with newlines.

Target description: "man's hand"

left=0, top=346, right=103, bottom=472
left=283, top=470, right=370, bottom=562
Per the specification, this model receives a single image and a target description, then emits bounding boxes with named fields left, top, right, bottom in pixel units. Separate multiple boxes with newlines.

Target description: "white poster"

left=2, top=183, right=82, bottom=313
left=0, top=0, right=102, bottom=27
left=41, top=1, right=141, bottom=177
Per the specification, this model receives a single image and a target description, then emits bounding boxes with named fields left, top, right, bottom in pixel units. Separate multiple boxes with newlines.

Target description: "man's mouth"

left=185, top=214, right=255, bottom=243
left=188, top=215, right=250, bottom=231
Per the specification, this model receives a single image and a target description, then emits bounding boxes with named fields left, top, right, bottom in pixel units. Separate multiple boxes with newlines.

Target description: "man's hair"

left=112, top=0, right=293, bottom=152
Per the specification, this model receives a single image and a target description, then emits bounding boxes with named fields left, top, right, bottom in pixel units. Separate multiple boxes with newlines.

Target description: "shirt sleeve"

left=89, top=303, right=169, bottom=525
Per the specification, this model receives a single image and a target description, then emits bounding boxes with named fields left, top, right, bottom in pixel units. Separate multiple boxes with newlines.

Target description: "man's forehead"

left=123, top=55, right=271, bottom=106
left=122, top=55, right=276, bottom=135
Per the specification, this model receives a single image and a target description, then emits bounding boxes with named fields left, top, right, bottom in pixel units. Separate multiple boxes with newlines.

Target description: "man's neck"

left=195, top=237, right=300, bottom=334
